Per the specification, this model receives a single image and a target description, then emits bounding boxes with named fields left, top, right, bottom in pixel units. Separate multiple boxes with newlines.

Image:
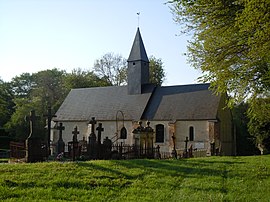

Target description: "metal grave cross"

left=56, top=122, right=65, bottom=141
left=44, top=106, right=57, bottom=155
left=96, top=123, right=104, bottom=145
left=72, top=126, right=80, bottom=142
left=89, top=117, right=97, bottom=135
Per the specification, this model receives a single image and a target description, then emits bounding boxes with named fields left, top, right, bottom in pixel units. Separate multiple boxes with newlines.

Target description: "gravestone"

left=103, top=136, right=112, bottom=159
left=96, top=123, right=104, bottom=159
left=71, top=126, right=79, bottom=161
left=183, top=137, right=189, bottom=158
left=44, top=106, right=56, bottom=156
left=88, top=117, right=97, bottom=159
left=56, top=122, right=65, bottom=155
left=25, top=110, right=44, bottom=162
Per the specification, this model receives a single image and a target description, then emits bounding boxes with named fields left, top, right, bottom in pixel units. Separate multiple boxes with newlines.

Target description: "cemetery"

left=7, top=108, right=202, bottom=163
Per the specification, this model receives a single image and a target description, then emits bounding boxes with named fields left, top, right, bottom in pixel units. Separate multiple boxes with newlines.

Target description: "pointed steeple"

left=127, top=28, right=150, bottom=95
left=128, top=28, right=149, bottom=63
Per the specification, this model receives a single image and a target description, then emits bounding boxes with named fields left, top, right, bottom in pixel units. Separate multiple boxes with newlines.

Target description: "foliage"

left=0, top=80, right=14, bottom=128
left=170, top=0, right=270, bottom=149
left=10, top=73, right=34, bottom=98
left=232, top=103, right=259, bottom=155
left=248, top=97, right=270, bottom=153
left=93, top=53, right=166, bottom=86
left=5, top=69, right=67, bottom=140
left=93, top=53, right=127, bottom=86
left=0, top=156, right=270, bottom=201
left=32, top=68, right=67, bottom=111
left=4, top=97, right=44, bottom=140
left=64, top=68, right=110, bottom=90
left=149, top=56, right=166, bottom=86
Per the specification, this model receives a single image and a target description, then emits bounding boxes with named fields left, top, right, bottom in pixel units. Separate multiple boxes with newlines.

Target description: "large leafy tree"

left=93, top=53, right=166, bottom=86
left=6, top=69, right=67, bottom=140
left=170, top=0, right=270, bottom=152
left=93, top=53, right=127, bottom=86
left=149, top=56, right=166, bottom=86
left=0, top=80, right=14, bottom=129
left=64, top=68, right=110, bottom=90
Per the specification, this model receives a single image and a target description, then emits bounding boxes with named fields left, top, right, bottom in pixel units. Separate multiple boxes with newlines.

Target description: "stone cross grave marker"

left=72, top=126, right=79, bottom=142
left=184, top=136, right=189, bottom=158
left=25, top=110, right=43, bottom=162
left=56, top=122, right=65, bottom=154
left=96, top=123, right=104, bottom=145
left=88, top=117, right=97, bottom=159
left=44, top=106, right=57, bottom=156
left=71, top=126, right=80, bottom=161
left=96, top=123, right=104, bottom=159
left=25, top=110, right=39, bottom=138
left=89, top=117, right=97, bottom=135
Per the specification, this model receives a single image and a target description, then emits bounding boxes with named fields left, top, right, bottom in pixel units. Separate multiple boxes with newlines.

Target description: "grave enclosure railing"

left=10, top=141, right=26, bottom=159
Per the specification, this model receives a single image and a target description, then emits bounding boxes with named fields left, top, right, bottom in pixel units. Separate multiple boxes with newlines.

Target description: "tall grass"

left=0, top=155, right=269, bottom=201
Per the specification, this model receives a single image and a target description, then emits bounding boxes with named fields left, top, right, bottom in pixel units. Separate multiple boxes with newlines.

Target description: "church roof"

left=55, top=83, right=221, bottom=122
left=54, top=85, right=154, bottom=122
left=127, top=28, right=149, bottom=62
left=142, top=83, right=220, bottom=120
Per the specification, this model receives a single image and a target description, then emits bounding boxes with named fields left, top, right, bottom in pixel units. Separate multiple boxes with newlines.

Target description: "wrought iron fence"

left=10, top=141, right=26, bottom=159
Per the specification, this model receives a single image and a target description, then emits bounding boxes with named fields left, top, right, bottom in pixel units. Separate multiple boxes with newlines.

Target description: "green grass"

left=0, top=155, right=270, bottom=201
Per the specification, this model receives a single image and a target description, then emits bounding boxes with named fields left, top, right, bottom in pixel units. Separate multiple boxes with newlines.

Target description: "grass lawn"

left=0, top=155, right=269, bottom=201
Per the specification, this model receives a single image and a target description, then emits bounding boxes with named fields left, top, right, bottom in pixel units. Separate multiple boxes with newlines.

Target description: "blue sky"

left=0, top=0, right=201, bottom=85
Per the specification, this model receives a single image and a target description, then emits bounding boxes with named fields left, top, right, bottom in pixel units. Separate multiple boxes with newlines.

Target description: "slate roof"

left=142, top=83, right=220, bottom=120
left=55, top=83, right=220, bottom=122
left=127, top=28, right=149, bottom=62
left=54, top=85, right=154, bottom=122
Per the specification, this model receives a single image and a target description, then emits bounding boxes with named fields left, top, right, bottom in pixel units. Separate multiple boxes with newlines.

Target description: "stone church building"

left=52, top=28, right=236, bottom=157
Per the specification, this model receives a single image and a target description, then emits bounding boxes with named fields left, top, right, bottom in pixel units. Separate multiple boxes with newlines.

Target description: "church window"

left=189, top=126, right=194, bottom=141
left=156, top=124, right=164, bottom=143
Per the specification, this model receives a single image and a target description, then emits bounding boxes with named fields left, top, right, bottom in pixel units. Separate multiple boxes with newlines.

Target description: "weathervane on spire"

left=137, top=12, right=140, bottom=27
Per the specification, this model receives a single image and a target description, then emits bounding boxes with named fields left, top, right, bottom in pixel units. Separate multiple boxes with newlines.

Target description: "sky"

left=0, top=0, right=201, bottom=86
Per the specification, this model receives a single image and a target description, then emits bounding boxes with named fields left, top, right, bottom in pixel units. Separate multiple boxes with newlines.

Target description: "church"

left=52, top=28, right=236, bottom=157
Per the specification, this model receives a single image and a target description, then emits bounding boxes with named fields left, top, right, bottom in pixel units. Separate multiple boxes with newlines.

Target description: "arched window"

left=156, top=124, right=164, bottom=143
left=189, top=126, right=194, bottom=141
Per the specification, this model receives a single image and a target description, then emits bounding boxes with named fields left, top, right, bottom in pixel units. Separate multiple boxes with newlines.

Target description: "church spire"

left=128, top=28, right=149, bottom=63
left=127, top=28, right=150, bottom=95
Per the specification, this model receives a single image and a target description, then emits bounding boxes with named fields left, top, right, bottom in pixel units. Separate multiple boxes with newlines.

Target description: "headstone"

left=184, top=136, right=189, bottom=158
left=71, top=126, right=79, bottom=161
left=96, top=123, right=104, bottom=158
left=43, top=106, right=57, bottom=156
left=171, top=135, right=177, bottom=159
left=88, top=117, right=97, bottom=159
left=25, top=110, right=44, bottom=162
left=56, top=122, right=65, bottom=155
left=103, top=136, right=112, bottom=159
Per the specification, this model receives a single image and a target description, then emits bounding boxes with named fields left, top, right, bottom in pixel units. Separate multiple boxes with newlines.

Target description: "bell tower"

left=127, top=28, right=149, bottom=95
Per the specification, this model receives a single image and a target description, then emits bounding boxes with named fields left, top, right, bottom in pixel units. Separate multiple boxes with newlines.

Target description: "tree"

left=0, top=80, right=14, bottom=129
left=10, top=73, right=34, bottom=98
left=93, top=53, right=127, bottom=86
left=32, top=68, right=67, bottom=111
left=93, top=53, right=166, bottom=86
left=149, top=56, right=166, bottom=86
left=6, top=69, right=67, bottom=140
left=170, top=0, right=270, bottom=151
left=64, top=68, right=110, bottom=90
